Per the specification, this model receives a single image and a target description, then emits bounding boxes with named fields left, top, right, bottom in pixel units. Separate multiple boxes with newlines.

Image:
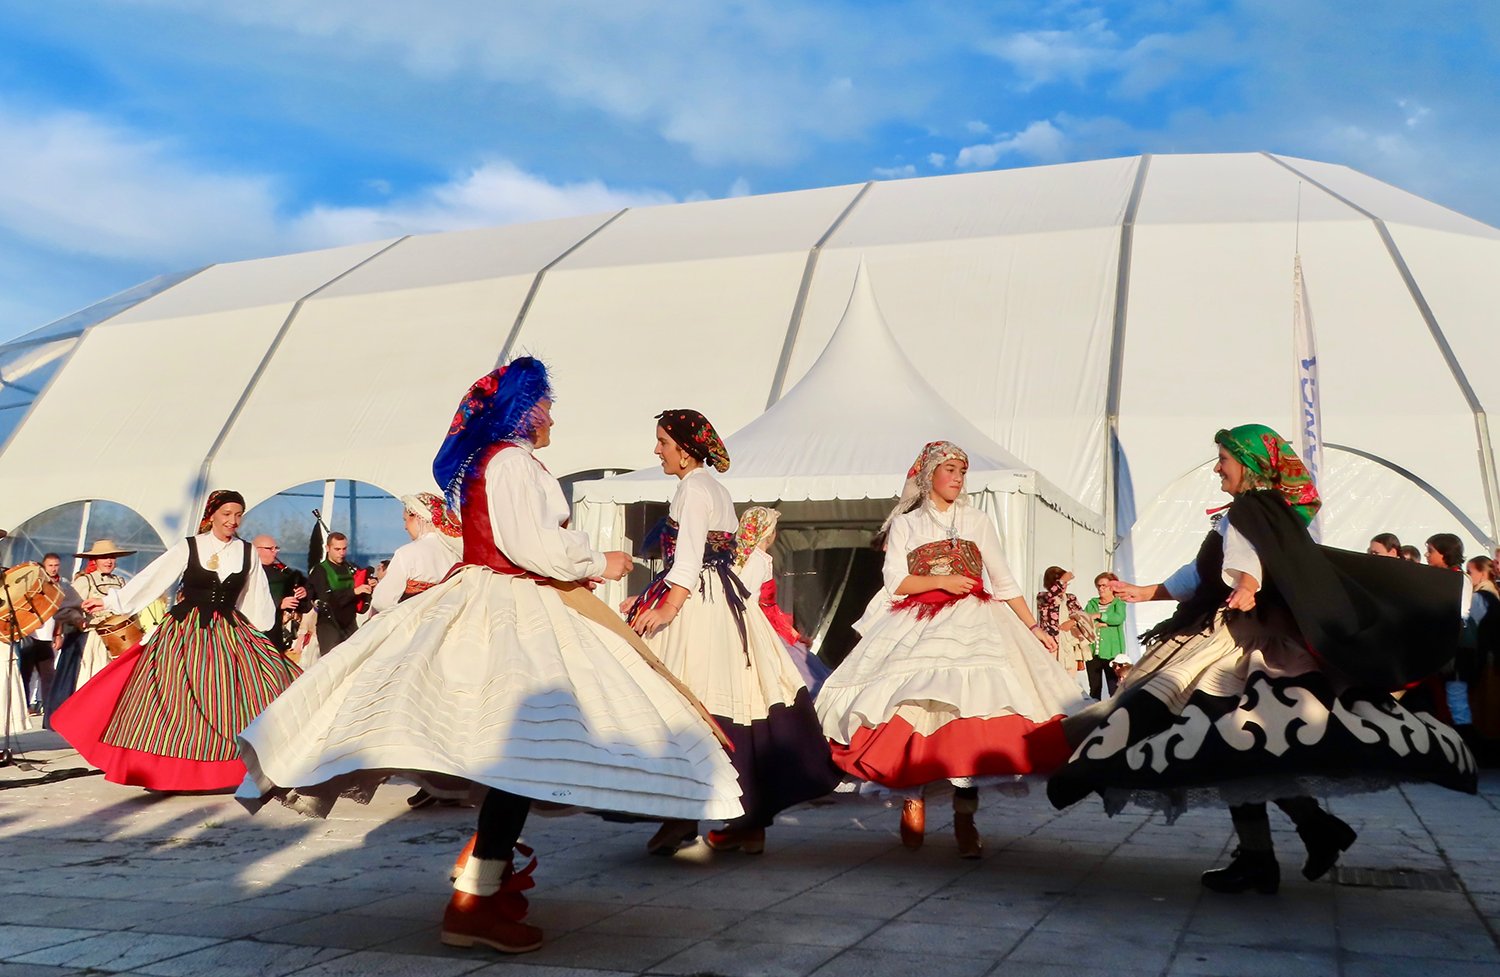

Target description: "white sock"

left=453, top=856, right=507, bottom=896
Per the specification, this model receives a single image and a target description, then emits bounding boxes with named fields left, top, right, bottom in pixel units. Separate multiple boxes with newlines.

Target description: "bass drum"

left=96, top=615, right=145, bottom=658
left=0, top=563, right=63, bottom=642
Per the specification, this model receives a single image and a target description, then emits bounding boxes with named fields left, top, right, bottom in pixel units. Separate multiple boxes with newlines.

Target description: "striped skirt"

left=53, top=608, right=300, bottom=790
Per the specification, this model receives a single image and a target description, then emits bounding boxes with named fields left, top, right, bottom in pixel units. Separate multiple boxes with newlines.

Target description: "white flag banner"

left=1292, top=253, right=1324, bottom=542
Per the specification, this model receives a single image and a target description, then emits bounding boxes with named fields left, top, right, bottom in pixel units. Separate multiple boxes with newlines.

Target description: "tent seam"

left=497, top=208, right=630, bottom=367
left=1105, top=154, right=1152, bottom=555
left=190, top=237, right=411, bottom=536
left=1263, top=151, right=1499, bottom=545
left=765, top=181, right=876, bottom=408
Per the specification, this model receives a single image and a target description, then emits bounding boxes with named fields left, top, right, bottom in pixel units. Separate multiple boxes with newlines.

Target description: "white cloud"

left=928, top=153, right=948, bottom=168
left=979, top=17, right=1234, bottom=98
left=0, top=99, right=673, bottom=266
left=131, top=0, right=932, bottom=166
left=981, top=21, right=1119, bottom=90
left=965, top=120, right=990, bottom=134
left=956, top=120, right=1067, bottom=168
left=873, top=164, right=916, bottom=179
left=728, top=177, right=752, bottom=198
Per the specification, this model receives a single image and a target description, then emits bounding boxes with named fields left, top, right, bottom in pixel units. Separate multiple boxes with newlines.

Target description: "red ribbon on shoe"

left=496, top=843, right=538, bottom=921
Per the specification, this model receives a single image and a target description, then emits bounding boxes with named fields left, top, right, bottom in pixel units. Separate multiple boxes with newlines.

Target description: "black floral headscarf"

left=656, top=409, right=730, bottom=472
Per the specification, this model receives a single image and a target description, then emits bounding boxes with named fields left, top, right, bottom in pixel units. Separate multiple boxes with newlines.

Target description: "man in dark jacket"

left=307, top=532, right=373, bottom=654
left=253, top=535, right=311, bottom=653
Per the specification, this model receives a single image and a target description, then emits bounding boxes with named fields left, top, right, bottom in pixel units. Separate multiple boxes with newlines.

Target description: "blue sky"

left=2, top=1, right=1497, bottom=341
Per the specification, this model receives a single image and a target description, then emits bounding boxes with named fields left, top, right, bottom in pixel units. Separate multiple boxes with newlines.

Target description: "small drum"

left=0, top=562, right=63, bottom=643
left=96, top=614, right=144, bottom=658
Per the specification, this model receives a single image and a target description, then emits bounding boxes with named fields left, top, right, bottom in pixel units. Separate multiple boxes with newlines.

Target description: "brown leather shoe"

left=440, top=890, right=543, bottom=953
left=954, top=812, right=982, bottom=859
left=647, top=819, right=699, bottom=855
left=900, top=798, right=925, bottom=851
left=706, top=827, right=765, bottom=854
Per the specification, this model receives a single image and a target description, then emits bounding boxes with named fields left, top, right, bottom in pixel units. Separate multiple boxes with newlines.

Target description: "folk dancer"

left=237, top=359, right=742, bottom=955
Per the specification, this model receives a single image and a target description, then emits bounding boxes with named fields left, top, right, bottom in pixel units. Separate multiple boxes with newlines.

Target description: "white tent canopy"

left=575, top=262, right=1105, bottom=597
left=0, top=153, right=1496, bottom=585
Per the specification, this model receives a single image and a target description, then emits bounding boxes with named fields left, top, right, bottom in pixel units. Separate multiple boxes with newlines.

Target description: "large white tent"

left=1, top=152, right=1497, bottom=596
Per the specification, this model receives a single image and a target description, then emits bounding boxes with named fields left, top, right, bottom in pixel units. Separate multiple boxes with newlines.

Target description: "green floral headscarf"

left=1214, top=423, right=1322, bottom=526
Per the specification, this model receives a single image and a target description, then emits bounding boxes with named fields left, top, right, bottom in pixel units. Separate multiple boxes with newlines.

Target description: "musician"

left=18, top=554, right=83, bottom=714
left=253, top=536, right=311, bottom=653
left=67, top=541, right=136, bottom=692
left=371, top=493, right=462, bottom=614
left=307, top=532, right=372, bottom=653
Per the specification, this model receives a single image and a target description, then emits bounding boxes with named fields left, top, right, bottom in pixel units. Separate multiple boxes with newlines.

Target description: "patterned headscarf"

left=433, top=357, right=552, bottom=508
left=1215, top=424, right=1322, bottom=526
left=198, top=489, right=246, bottom=534
left=656, top=409, right=730, bottom=472
left=733, top=506, right=781, bottom=568
left=881, top=441, right=970, bottom=533
left=400, top=492, right=462, bottom=539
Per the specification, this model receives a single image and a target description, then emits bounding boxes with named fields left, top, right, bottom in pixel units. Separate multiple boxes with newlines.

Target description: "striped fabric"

left=102, top=609, right=300, bottom=761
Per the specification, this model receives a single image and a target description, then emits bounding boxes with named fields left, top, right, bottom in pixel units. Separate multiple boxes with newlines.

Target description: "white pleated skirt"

left=237, top=567, right=743, bottom=821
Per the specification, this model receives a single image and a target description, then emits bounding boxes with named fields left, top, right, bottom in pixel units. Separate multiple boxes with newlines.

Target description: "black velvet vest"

left=172, top=537, right=250, bottom=627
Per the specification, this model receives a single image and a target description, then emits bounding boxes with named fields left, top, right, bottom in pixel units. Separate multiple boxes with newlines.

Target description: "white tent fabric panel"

left=1134, top=153, right=1356, bottom=227
left=106, top=240, right=395, bottom=325
left=511, top=252, right=818, bottom=477
left=0, top=306, right=300, bottom=539
left=1273, top=156, right=1500, bottom=240
left=210, top=275, right=542, bottom=508
left=553, top=185, right=863, bottom=268
left=1292, top=217, right=1487, bottom=538
left=317, top=213, right=619, bottom=297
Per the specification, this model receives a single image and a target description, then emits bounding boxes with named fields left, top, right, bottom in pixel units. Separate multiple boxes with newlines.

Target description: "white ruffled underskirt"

left=237, top=567, right=743, bottom=822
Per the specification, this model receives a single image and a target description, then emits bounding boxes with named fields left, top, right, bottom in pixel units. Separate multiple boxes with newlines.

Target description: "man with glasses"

left=253, top=536, right=310, bottom=654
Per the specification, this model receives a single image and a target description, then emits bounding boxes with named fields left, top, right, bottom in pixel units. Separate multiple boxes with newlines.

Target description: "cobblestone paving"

left=0, top=729, right=1496, bottom=977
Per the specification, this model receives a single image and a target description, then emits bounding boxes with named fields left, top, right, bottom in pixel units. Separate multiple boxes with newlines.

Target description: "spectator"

left=17, top=554, right=82, bottom=714
left=1465, top=556, right=1500, bottom=757
left=1083, top=572, right=1126, bottom=699
left=253, top=536, right=310, bottom=654
left=1427, top=533, right=1474, bottom=734
left=307, top=532, right=372, bottom=654
left=1399, top=544, right=1423, bottom=563
left=1037, top=566, right=1088, bottom=679
left=1368, top=533, right=1402, bottom=557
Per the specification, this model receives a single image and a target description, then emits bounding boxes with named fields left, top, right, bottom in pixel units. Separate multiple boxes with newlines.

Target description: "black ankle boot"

left=1297, top=813, right=1357, bottom=881
left=1201, top=848, right=1280, bottom=894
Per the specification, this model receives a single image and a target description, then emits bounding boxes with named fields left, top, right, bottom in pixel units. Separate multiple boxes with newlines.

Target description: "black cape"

left=1154, top=490, right=1462, bottom=691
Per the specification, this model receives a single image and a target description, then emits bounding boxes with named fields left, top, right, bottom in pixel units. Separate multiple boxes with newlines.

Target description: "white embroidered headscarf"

left=881, top=441, right=969, bottom=534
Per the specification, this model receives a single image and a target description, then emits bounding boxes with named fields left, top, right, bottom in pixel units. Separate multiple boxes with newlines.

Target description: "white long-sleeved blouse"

left=1162, top=518, right=1263, bottom=601
left=882, top=503, right=1021, bottom=600
left=371, top=531, right=461, bottom=613
left=735, top=547, right=773, bottom=594
left=486, top=442, right=607, bottom=581
left=103, top=534, right=276, bottom=632
left=665, top=468, right=738, bottom=593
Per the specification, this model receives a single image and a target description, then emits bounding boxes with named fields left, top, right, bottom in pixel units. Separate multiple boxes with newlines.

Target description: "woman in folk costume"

left=627, top=410, right=840, bottom=856
left=1048, top=425, right=1477, bottom=894
left=816, top=441, right=1087, bottom=857
left=1036, top=567, right=1089, bottom=683
left=237, top=359, right=741, bottom=956
left=369, top=492, right=462, bottom=614
left=732, top=506, right=831, bottom=696
left=52, top=492, right=299, bottom=792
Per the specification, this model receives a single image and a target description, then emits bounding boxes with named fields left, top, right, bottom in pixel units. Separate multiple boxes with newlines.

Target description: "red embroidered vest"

left=458, top=442, right=550, bottom=580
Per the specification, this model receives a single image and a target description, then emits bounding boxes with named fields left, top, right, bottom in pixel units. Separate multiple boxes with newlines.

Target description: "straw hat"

left=75, top=540, right=136, bottom=559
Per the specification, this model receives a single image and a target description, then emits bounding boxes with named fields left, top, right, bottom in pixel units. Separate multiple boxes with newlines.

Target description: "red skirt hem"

left=50, top=643, right=247, bottom=792
left=830, top=713, right=1071, bottom=788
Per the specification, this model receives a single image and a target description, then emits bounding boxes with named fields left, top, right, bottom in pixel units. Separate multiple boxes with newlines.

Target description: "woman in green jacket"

left=1083, top=572, right=1126, bottom=699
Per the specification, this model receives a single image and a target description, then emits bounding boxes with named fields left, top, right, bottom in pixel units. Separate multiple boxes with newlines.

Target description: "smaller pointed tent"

left=576, top=261, right=1099, bottom=529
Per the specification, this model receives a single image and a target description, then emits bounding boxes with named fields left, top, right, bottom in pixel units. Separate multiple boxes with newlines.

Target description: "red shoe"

left=706, top=828, right=765, bottom=854
left=900, top=799, right=925, bottom=851
left=440, top=890, right=543, bottom=953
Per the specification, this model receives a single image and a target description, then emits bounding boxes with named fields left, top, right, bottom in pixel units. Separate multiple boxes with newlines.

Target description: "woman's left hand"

left=1226, top=584, right=1257, bottom=611
left=1034, top=629, right=1058, bottom=653
left=631, top=603, right=679, bottom=636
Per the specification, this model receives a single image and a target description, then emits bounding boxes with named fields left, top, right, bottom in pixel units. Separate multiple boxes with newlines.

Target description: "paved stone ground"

left=0, top=728, right=1496, bottom=977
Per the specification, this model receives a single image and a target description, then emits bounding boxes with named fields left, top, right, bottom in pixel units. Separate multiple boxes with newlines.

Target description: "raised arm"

left=102, top=540, right=190, bottom=616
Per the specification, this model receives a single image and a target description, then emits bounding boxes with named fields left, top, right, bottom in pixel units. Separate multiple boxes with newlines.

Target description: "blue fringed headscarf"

left=432, top=357, right=552, bottom=508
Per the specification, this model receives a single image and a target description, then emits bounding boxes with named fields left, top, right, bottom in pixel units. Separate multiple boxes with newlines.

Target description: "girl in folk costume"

left=1048, top=425, right=1477, bottom=894
left=815, top=441, right=1087, bottom=857
left=52, top=492, right=299, bottom=792
left=369, top=492, right=462, bottom=614
left=627, top=411, right=841, bottom=856
left=732, top=506, right=831, bottom=696
left=237, top=360, right=741, bottom=956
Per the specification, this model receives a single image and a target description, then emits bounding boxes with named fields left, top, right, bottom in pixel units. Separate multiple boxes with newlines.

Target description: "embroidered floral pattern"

left=1214, top=423, right=1321, bottom=526
left=656, top=408, right=730, bottom=472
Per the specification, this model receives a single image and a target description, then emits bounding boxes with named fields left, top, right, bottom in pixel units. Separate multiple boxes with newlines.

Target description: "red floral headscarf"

left=656, top=409, right=730, bottom=473
left=199, top=489, right=245, bottom=534
left=401, top=492, right=462, bottom=539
